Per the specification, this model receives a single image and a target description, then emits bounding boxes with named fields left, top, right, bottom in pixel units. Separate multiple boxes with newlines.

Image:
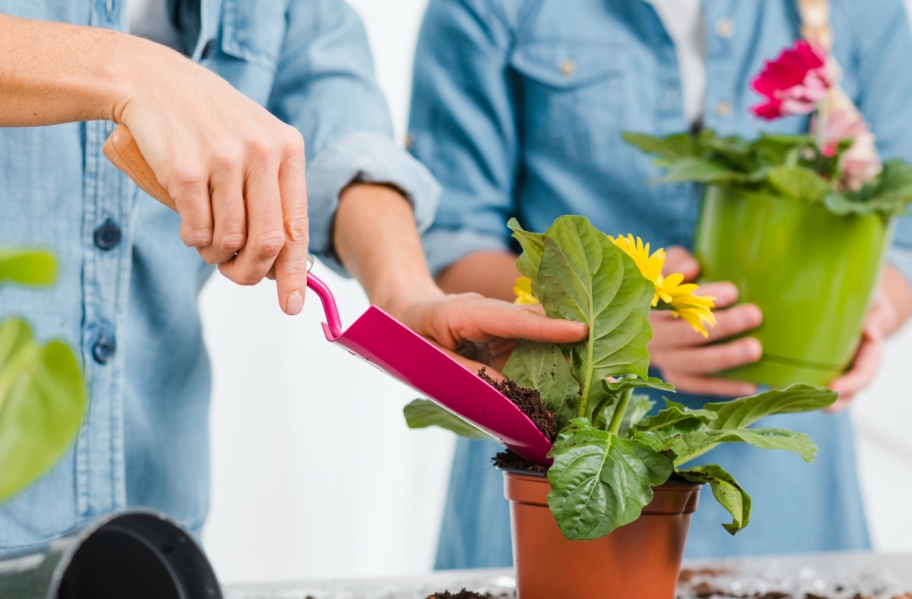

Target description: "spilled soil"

left=427, top=591, right=500, bottom=599
left=492, top=449, right=547, bottom=474
left=478, top=369, right=556, bottom=440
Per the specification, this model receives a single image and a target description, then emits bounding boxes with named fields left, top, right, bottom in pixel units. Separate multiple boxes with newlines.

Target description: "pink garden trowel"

left=103, top=125, right=554, bottom=465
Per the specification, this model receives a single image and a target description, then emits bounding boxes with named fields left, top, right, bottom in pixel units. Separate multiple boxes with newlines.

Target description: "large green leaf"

left=642, top=427, right=819, bottom=466
left=402, top=399, right=491, bottom=440
left=0, top=319, right=86, bottom=502
left=622, top=132, right=698, bottom=160
left=536, top=217, right=654, bottom=412
left=656, top=157, right=743, bottom=184
left=766, top=166, right=831, bottom=204
left=678, top=464, right=752, bottom=535
left=701, top=384, right=837, bottom=432
left=615, top=394, right=655, bottom=437
left=0, top=249, right=56, bottom=287
left=632, top=398, right=717, bottom=434
left=503, top=340, right=580, bottom=430
left=547, top=418, right=673, bottom=540
left=589, top=377, right=672, bottom=430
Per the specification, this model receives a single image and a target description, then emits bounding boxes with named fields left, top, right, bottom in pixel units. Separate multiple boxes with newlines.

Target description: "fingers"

left=827, top=337, right=883, bottom=412
left=271, top=129, right=310, bottom=315
left=659, top=337, right=762, bottom=376
left=695, top=281, right=740, bottom=309
left=663, top=374, right=758, bottom=398
left=170, top=164, right=214, bottom=248
left=664, top=246, right=700, bottom=280
left=219, top=135, right=285, bottom=288
left=651, top=302, right=761, bottom=349
left=464, top=299, right=589, bottom=344
left=197, top=160, right=246, bottom=265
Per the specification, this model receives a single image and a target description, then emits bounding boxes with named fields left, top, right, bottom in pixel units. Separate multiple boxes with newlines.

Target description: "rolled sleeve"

left=422, top=227, right=512, bottom=277
left=306, top=131, right=441, bottom=275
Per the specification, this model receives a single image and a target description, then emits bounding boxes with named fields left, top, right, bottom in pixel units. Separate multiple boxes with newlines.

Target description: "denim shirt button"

left=94, top=219, right=121, bottom=250
left=92, top=334, right=117, bottom=364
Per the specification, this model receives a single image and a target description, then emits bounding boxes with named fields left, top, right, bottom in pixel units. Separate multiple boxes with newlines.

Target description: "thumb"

left=664, top=246, right=700, bottom=281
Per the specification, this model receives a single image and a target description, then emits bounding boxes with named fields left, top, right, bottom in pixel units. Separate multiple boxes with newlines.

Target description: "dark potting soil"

left=492, top=449, right=547, bottom=474
left=426, top=590, right=498, bottom=599
left=478, top=368, right=557, bottom=441
left=684, top=582, right=878, bottom=599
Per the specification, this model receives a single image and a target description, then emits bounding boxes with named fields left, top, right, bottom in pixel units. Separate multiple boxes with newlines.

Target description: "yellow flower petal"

left=513, top=276, right=539, bottom=305
left=658, top=272, right=717, bottom=336
left=609, top=233, right=667, bottom=305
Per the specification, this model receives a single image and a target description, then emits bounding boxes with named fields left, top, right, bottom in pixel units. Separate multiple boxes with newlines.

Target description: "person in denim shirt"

left=409, top=0, right=912, bottom=565
left=0, top=0, right=589, bottom=552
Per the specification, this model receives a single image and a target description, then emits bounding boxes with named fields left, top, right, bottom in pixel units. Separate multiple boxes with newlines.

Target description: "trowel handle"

left=305, top=273, right=343, bottom=340
left=103, top=124, right=176, bottom=211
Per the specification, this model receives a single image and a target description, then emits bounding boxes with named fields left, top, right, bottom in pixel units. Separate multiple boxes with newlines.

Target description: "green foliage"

left=0, top=321, right=85, bottom=503
left=403, top=399, right=491, bottom=440
left=546, top=418, right=673, bottom=540
left=678, top=465, right=751, bottom=534
left=0, top=250, right=85, bottom=504
left=0, top=249, right=57, bottom=287
left=624, top=130, right=912, bottom=217
left=402, top=217, right=839, bottom=541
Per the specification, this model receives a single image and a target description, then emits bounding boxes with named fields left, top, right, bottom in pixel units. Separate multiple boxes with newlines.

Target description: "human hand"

left=393, top=293, right=589, bottom=375
left=111, top=41, right=309, bottom=315
left=827, top=264, right=912, bottom=411
left=649, top=246, right=763, bottom=397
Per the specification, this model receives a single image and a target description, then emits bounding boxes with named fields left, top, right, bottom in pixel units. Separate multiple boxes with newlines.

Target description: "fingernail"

left=682, top=258, right=700, bottom=273
left=743, top=338, right=763, bottom=360
left=286, top=291, right=304, bottom=315
left=744, top=305, right=763, bottom=327
left=740, top=384, right=758, bottom=396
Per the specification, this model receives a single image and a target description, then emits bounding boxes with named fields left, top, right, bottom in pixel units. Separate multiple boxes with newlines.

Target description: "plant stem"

left=815, top=99, right=828, bottom=152
left=608, top=388, right=634, bottom=435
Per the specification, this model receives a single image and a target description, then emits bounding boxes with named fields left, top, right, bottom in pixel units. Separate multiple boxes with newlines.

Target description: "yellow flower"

left=656, top=273, right=717, bottom=338
left=513, top=276, right=539, bottom=305
left=609, top=234, right=666, bottom=306
left=610, top=234, right=716, bottom=337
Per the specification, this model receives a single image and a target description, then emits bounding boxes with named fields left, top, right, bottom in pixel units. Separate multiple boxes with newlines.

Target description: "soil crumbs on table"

left=427, top=590, right=501, bottom=599
left=478, top=369, right=556, bottom=440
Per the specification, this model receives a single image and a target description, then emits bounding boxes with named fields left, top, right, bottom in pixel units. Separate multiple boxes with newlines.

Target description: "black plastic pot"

left=0, top=510, right=221, bottom=599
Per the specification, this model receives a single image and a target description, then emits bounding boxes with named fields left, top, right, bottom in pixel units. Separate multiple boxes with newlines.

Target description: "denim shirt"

left=410, top=0, right=912, bottom=281
left=0, top=0, right=438, bottom=551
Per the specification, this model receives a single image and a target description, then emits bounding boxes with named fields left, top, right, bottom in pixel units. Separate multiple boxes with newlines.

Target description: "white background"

left=200, top=0, right=912, bottom=584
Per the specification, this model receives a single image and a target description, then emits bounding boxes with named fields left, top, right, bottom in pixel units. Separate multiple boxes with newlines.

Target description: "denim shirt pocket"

left=218, top=0, right=285, bottom=74
left=509, top=42, right=625, bottom=162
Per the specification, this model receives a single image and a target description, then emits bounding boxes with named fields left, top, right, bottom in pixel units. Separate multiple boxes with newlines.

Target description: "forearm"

left=0, top=14, right=175, bottom=126
left=333, top=183, right=442, bottom=316
left=436, top=251, right=520, bottom=302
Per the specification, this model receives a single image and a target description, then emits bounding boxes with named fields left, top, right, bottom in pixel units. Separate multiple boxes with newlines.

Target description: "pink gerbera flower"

left=750, top=41, right=832, bottom=120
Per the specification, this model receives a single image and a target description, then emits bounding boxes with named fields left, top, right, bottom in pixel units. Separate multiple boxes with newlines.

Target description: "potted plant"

left=625, top=40, right=912, bottom=387
left=0, top=248, right=86, bottom=503
left=406, top=215, right=836, bottom=599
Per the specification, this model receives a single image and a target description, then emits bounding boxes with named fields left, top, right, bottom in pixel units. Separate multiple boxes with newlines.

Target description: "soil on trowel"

left=492, top=449, right=548, bottom=474
left=478, top=368, right=556, bottom=440
left=427, top=590, right=497, bottom=599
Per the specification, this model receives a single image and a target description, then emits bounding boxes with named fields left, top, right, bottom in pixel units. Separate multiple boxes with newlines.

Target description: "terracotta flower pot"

left=694, top=184, right=893, bottom=387
left=504, top=471, right=701, bottom=599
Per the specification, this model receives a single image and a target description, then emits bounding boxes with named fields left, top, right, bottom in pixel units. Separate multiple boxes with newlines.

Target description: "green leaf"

left=647, top=427, right=819, bottom=466
left=503, top=340, right=580, bottom=431
left=547, top=418, right=673, bottom=540
left=622, top=132, right=697, bottom=160
left=602, top=376, right=674, bottom=397
left=827, top=160, right=912, bottom=217
left=766, top=166, right=831, bottom=204
left=402, top=399, right=492, bottom=440
left=589, top=376, right=671, bottom=431
left=702, top=384, right=837, bottom=432
left=677, top=465, right=752, bottom=535
left=656, top=157, right=743, bottom=184
left=508, top=218, right=546, bottom=299
left=536, top=217, right=654, bottom=414
left=0, top=249, right=56, bottom=287
left=616, top=394, right=655, bottom=437
left=632, top=398, right=718, bottom=434
left=0, top=319, right=86, bottom=503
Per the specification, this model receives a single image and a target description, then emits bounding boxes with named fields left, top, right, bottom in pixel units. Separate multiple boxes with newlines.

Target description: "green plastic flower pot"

left=694, top=184, right=894, bottom=387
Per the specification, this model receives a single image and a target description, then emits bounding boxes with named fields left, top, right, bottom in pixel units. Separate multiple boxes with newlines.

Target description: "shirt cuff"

left=422, top=227, right=512, bottom=277
left=887, top=245, right=912, bottom=285
left=306, top=131, right=441, bottom=276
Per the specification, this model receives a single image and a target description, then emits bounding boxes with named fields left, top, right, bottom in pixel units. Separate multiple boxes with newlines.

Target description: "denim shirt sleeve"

left=408, top=0, right=519, bottom=276
left=848, top=0, right=912, bottom=284
left=268, top=0, right=440, bottom=275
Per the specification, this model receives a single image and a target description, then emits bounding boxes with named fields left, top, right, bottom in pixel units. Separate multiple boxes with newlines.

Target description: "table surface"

left=225, top=551, right=912, bottom=599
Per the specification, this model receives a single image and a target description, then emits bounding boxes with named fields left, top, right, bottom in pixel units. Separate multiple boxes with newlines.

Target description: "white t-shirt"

left=128, top=0, right=182, bottom=50
left=645, top=0, right=707, bottom=126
